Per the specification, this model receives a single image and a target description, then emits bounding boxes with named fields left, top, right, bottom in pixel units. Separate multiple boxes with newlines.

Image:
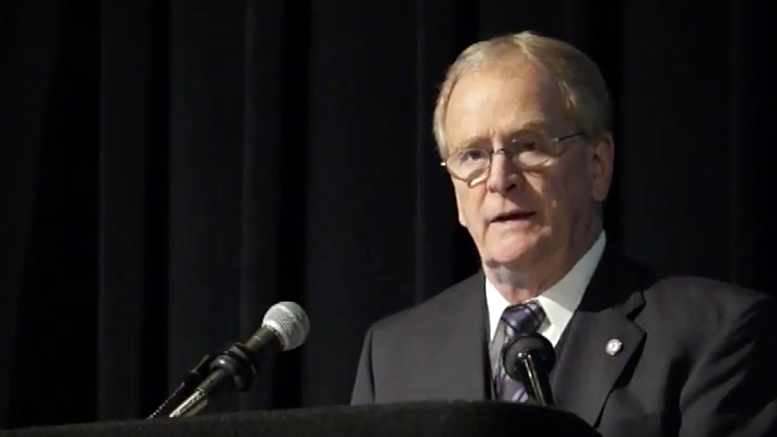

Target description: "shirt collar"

left=485, top=230, right=607, bottom=345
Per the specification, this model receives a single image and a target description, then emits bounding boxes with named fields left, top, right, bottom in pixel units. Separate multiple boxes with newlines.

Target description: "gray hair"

left=433, top=31, right=612, bottom=157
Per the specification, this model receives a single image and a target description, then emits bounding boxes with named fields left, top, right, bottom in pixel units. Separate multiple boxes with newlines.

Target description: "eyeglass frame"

left=439, top=130, right=587, bottom=185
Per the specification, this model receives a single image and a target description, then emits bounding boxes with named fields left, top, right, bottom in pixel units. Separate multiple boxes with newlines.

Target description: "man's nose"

left=486, top=150, right=522, bottom=194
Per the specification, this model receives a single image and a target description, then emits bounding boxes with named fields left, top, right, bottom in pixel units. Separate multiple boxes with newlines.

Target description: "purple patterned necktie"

left=492, top=300, right=546, bottom=402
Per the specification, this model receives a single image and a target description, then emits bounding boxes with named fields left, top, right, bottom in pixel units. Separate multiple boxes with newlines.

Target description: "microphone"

left=501, top=332, right=556, bottom=406
left=167, top=301, right=310, bottom=418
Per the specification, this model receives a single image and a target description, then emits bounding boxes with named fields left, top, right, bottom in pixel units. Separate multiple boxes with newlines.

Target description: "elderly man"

left=350, top=31, right=777, bottom=437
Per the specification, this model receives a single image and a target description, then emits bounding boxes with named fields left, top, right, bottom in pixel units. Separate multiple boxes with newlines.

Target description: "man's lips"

left=489, top=211, right=537, bottom=223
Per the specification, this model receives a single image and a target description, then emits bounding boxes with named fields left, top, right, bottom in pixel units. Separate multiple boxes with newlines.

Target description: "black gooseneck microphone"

left=156, top=301, right=310, bottom=418
left=501, top=332, right=556, bottom=406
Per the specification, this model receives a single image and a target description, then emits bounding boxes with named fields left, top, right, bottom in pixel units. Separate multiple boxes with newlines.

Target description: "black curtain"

left=1, top=0, right=775, bottom=430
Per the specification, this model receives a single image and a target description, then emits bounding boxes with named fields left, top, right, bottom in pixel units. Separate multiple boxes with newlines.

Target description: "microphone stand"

left=147, top=355, right=214, bottom=419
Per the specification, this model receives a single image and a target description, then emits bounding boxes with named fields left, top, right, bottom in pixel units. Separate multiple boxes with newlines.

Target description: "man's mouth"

left=490, top=211, right=537, bottom=223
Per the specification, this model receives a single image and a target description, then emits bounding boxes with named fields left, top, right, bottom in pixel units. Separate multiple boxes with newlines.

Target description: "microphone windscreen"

left=502, top=333, right=555, bottom=381
left=263, top=301, right=310, bottom=351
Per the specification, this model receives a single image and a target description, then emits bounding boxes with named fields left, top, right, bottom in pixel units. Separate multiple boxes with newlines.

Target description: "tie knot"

left=500, top=300, right=545, bottom=338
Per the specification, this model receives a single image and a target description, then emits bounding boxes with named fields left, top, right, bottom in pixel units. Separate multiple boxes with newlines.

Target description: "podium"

left=0, top=401, right=601, bottom=437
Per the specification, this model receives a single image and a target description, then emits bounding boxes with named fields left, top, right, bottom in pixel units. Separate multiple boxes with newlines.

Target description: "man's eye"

left=460, top=150, right=486, bottom=162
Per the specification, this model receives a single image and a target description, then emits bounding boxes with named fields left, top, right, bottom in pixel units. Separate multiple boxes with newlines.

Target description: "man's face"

left=443, top=60, right=613, bottom=273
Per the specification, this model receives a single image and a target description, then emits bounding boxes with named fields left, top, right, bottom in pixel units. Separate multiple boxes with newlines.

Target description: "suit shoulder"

left=642, top=275, right=775, bottom=325
left=369, top=272, right=483, bottom=335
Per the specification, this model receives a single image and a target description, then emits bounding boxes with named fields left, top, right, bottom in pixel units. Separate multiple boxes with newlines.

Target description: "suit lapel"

left=425, top=271, right=491, bottom=400
left=550, top=244, right=655, bottom=427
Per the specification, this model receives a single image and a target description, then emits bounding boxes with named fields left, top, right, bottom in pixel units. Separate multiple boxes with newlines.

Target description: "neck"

left=484, top=218, right=602, bottom=305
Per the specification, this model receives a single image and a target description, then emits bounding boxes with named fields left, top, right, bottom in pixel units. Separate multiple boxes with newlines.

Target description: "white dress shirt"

left=486, top=230, right=606, bottom=346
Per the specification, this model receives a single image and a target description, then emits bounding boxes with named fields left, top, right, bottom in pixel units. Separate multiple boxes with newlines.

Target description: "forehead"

left=444, top=61, right=569, bottom=149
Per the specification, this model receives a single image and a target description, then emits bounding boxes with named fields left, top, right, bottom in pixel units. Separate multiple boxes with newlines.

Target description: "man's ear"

left=591, top=132, right=614, bottom=202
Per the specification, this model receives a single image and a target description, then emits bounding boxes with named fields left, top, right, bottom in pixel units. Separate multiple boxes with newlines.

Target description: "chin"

left=484, top=244, right=535, bottom=267
left=482, top=231, right=548, bottom=268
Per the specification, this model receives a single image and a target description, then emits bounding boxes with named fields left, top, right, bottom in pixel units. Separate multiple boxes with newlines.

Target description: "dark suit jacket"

left=350, top=244, right=777, bottom=437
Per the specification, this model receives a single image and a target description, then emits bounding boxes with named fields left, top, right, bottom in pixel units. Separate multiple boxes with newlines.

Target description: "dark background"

left=1, top=0, right=775, bottom=430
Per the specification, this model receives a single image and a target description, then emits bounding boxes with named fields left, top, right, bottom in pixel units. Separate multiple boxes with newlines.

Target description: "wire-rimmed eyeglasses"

left=440, top=131, right=585, bottom=185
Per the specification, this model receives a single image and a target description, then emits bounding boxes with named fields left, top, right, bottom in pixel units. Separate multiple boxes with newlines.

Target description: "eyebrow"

left=450, top=119, right=553, bottom=150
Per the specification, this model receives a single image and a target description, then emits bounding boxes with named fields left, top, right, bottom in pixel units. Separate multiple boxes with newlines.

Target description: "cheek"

left=462, top=196, right=483, bottom=224
left=454, top=185, right=486, bottom=230
left=530, top=170, right=587, bottom=222
left=553, top=168, right=592, bottom=220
